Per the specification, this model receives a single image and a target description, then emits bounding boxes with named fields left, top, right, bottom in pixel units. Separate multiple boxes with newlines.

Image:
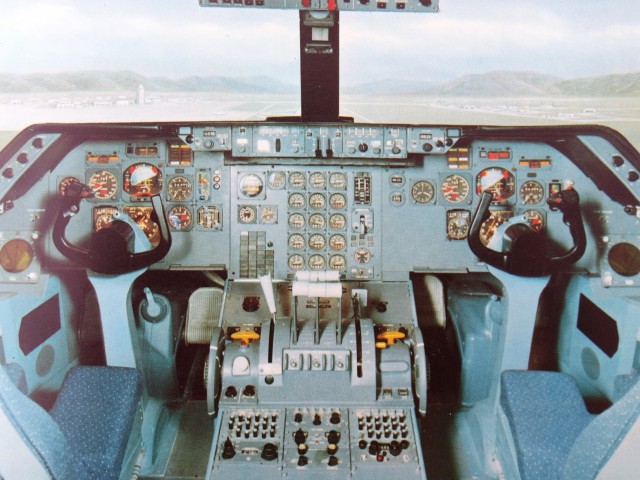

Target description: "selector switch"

left=261, top=443, right=278, bottom=461
left=330, top=412, right=341, bottom=424
left=294, top=428, right=307, bottom=445
left=328, top=455, right=339, bottom=467
left=221, top=437, right=236, bottom=459
left=313, top=413, right=322, bottom=426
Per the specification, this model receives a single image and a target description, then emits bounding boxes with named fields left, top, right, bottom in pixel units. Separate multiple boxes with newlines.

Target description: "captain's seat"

left=0, top=365, right=142, bottom=479
left=500, top=369, right=640, bottom=479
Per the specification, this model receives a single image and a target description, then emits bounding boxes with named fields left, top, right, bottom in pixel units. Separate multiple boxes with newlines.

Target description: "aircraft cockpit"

left=1, top=1, right=640, bottom=479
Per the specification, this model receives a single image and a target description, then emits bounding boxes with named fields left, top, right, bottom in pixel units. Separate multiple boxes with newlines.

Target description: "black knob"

left=401, top=439, right=410, bottom=450
left=328, top=455, right=339, bottom=467
left=330, top=412, right=341, bottom=424
left=376, top=302, right=387, bottom=313
left=298, top=455, right=308, bottom=467
left=221, top=437, right=236, bottom=459
left=313, top=413, right=322, bottom=426
left=358, top=143, right=368, bottom=153
left=358, top=439, right=368, bottom=450
left=294, top=412, right=303, bottom=423
left=327, top=430, right=340, bottom=444
left=294, top=428, right=307, bottom=445
left=243, top=385, right=256, bottom=397
left=422, top=143, right=433, bottom=153
left=368, top=440, right=380, bottom=455
left=389, top=440, right=402, bottom=456
left=185, top=135, right=194, bottom=144
left=261, top=442, right=278, bottom=461
left=225, top=386, right=238, bottom=398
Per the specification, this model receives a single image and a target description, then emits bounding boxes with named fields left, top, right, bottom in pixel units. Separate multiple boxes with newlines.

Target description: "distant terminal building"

left=136, top=84, right=145, bottom=105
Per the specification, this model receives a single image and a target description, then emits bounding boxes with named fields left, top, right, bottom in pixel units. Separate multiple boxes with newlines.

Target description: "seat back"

left=0, top=365, right=83, bottom=479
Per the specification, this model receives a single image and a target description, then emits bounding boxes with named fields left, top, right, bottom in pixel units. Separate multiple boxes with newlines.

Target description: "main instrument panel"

left=1, top=122, right=640, bottom=288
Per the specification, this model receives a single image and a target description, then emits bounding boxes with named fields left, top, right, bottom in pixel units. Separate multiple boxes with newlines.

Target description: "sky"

left=0, top=0, right=639, bottom=85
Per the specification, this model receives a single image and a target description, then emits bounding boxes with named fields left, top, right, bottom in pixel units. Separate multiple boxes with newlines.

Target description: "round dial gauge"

left=354, top=248, right=371, bottom=264
left=288, top=234, right=305, bottom=250
left=411, top=180, right=435, bottom=204
left=441, top=175, right=470, bottom=203
left=288, top=254, right=305, bottom=271
left=308, top=234, right=326, bottom=251
left=0, top=239, right=34, bottom=273
left=238, top=205, right=257, bottom=224
left=167, top=176, right=192, bottom=201
left=288, top=172, right=306, bottom=189
left=309, top=193, right=326, bottom=209
left=480, top=210, right=514, bottom=246
left=309, top=213, right=325, bottom=230
left=608, top=243, right=640, bottom=277
left=168, top=205, right=192, bottom=231
left=447, top=211, right=470, bottom=240
left=329, top=255, right=346, bottom=272
left=88, top=170, right=118, bottom=199
left=93, top=206, right=118, bottom=231
left=520, top=180, right=545, bottom=205
left=309, top=172, right=326, bottom=189
left=288, top=213, right=305, bottom=229
left=123, top=163, right=162, bottom=197
left=329, top=172, right=347, bottom=190
left=476, top=167, right=516, bottom=202
left=239, top=174, right=263, bottom=198
left=329, top=234, right=346, bottom=251
left=123, top=206, right=160, bottom=245
left=58, top=176, right=82, bottom=197
left=288, top=193, right=306, bottom=209
left=308, top=254, right=326, bottom=271
left=524, top=209, right=545, bottom=232
left=267, top=171, right=286, bottom=190
left=329, top=193, right=347, bottom=209
left=260, top=205, right=277, bottom=224
left=329, top=213, right=347, bottom=230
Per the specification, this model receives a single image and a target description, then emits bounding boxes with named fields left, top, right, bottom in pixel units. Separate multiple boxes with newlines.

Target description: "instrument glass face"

left=441, top=174, right=470, bottom=203
left=123, top=163, right=163, bottom=197
left=476, top=167, right=515, bottom=202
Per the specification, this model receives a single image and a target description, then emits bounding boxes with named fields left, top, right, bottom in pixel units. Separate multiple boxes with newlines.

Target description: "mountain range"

left=1, top=70, right=639, bottom=97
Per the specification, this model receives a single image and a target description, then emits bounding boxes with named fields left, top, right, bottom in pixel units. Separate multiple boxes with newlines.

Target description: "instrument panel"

left=1, top=122, right=639, bottom=286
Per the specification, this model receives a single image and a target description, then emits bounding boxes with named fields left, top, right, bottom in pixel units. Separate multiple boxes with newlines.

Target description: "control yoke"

left=53, top=182, right=171, bottom=274
left=468, top=189, right=586, bottom=277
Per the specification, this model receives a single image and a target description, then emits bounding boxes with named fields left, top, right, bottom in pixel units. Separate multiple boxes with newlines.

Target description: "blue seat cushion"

left=500, top=370, right=594, bottom=480
left=50, top=366, right=143, bottom=480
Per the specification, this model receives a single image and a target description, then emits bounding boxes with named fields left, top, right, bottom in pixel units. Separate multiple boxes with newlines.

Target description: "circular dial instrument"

left=329, top=193, right=347, bottom=210
left=167, top=176, right=193, bottom=201
left=476, top=167, right=516, bottom=202
left=0, top=239, right=34, bottom=273
left=288, top=234, right=305, bottom=250
left=480, top=210, right=514, bottom=246
left=93, top=206, right=118, bottom=231
left=354, top=248, right=371, bottom=264
left=239, top=174, right=264, bottom=198
left=411, top=180, right=435, bottom=204
left=260, top=205, right=277, bottom=224
left=58, top=176, right=82, bottom=197
left=238, top=206, right=257, bottom=224
left=524, top=209, right=545, bottom=232
left=123, top=163, right=162, bottom=197
left=168, top=205, right=192, bottom=231
left=329, top=255, right=346, bottom=272
left=88, top=170, right=118, bottom=200
left=289, top=213, right=305, bottom=229
left=288, top=193, right=306, bottom=209
left=267, top=171, right=286, bottom=190
left=520, top=180, right=545, bottom=205
left=329, top=172, right=347, bottom=190
left=308, top=213, right=325, bottom=230
left=608, top=243, right=640, bottom=277
left=329, top=213, right=347, bottom=230
left=288, top=172, right=306, bottom=189
left=123, top=206, right=160, bottom=245
left=441, top=175, right=470, bottom=203
left=329, top=234, right=346, bottom=251
left=309, top=172, right=326, bottom=189
left=446, top=211, right=470, bottom=240
left=309, top=193, right=326, bottom=210
left=288, top=254, right=305, bottom=271
left=308, top=254, right=326, bottom=270
left=308, top=234, right=326, bottom=251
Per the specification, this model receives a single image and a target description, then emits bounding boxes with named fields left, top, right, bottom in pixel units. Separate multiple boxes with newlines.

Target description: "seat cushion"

left=500, top=370, right=594, bottom=480
left=50, top=366, right=143, bottom=480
